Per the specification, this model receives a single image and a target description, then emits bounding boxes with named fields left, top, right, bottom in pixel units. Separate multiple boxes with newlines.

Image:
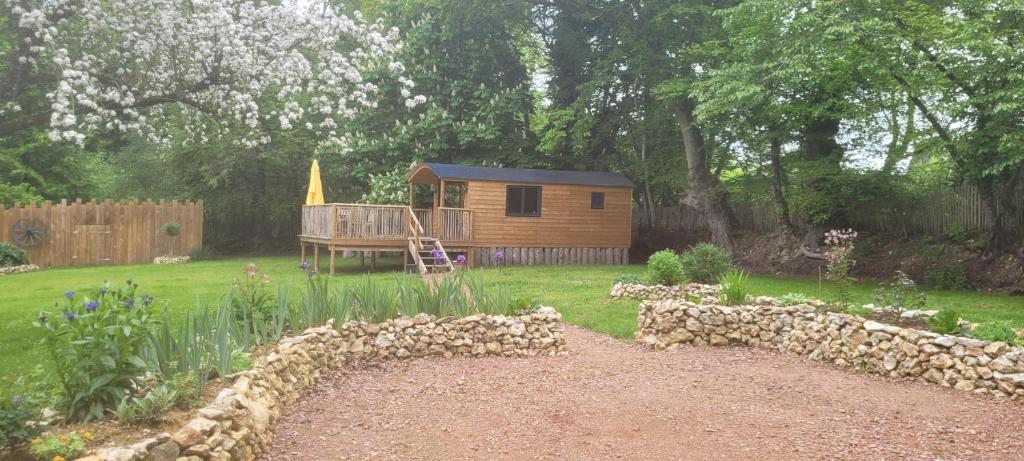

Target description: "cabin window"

left=506, top=185, right=542, bottom=216
left=591, top=192, right=605, bottom=209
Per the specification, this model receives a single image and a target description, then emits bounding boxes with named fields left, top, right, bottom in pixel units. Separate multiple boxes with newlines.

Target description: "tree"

left=1, top=0, right=421, bottom=148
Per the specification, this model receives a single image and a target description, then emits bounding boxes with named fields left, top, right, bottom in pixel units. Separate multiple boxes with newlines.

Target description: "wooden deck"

left=299, top=203, right=473, bottom=274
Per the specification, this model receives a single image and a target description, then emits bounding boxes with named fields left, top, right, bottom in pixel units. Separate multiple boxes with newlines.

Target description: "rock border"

left=77, top=308, right=568, bottom=461
left=0, top=264, right=39, bottom=275
left=637, top=298, right=1024, bottom=403
left=610, top=282, right=720, bottom=301
left=154, top=256, right=191, bottom=265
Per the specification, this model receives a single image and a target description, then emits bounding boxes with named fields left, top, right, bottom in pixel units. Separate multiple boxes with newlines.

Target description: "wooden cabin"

left=299, top=163, right=633, bottom=275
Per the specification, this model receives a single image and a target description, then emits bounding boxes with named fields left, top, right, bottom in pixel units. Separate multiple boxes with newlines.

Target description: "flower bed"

left=0, top=264, right=39, bottom=275
left=637, top=298, right=1024, bottom=402
left=75, top=309, right=567, bottom=460
left=153, top=256, right=190, bottom=265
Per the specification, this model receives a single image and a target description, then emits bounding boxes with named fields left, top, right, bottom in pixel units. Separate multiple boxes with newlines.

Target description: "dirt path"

left=265, top=327, right=1024, bottom=460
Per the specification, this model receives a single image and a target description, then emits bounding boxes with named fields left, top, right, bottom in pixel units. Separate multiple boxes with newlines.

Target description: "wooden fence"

left=636, top=186, right=1024, bottom=237
left=0, top=199, right=203, bottom=268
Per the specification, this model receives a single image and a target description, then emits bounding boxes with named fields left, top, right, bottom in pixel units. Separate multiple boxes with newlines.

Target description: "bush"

left=971, top=321, right=1018, bottom=343
left=873, top=270, right=926, bottom=313
left=0, top=393, right=38, bottom=449
left=0, top=242, right=28, bottom=267
left=924, top=261, right=970, bottom=290
left=679, top=243, right=733, bottom=283
left=843, top=305, right=875, bottom=318
left=928, top=308, right=961, bottom=335
left=37, top=280, right=159, bottom=422
left=612, top=273, right=644, bottom=286
left=646, top=250, right=687, bottom=286
left=161, top=222, right=181, bottom=237
left=718, top=270, right=750, bottom=306
left=29, top=432, right=87, bottom=460
left=777, top=292, right=814, bottom=306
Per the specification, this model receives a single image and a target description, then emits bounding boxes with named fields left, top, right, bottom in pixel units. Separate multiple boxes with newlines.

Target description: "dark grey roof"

left=420, top=163, right=634, bottom=188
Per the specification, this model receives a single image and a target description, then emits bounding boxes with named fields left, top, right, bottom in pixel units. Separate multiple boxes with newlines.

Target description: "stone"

left=709, top=334, right=728, bottom=346
left=145, top=442, right=180, bottom=461
left=933, top=336, right=957, bottom=348
left=990, top=357, right=1017, bottom=374
left=899, top=341, right=919, bottom=357
left=922, top=368, right=945, bottom=383
left=184, top=444, right=210, bottom=457
left=102, top=447, right=139, bottom=461
left=485, top=342, right=501, bottom=354
left=930, top=354, right=954, bottom=369
left=863, top=321, right=901, bottom=335
left=984, top=342, right=1009, bottom=356
left=172, top=418, right=218, bottom=447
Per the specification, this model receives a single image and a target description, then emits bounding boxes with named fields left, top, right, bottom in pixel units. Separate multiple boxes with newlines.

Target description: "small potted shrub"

left=154, top=223, right=189, bottom=264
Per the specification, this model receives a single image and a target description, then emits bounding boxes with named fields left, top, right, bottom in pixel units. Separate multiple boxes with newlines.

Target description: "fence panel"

left=636, top=185, right=1023, bottom=238
left=0, top=199, right=203, bottom=268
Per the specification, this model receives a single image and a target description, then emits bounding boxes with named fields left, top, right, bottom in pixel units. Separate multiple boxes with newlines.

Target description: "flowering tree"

left=1, top=0, right=422, bottom=147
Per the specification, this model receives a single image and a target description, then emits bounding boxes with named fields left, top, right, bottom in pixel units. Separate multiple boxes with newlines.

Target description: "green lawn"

left=0, top=256, right=1021, bottom=380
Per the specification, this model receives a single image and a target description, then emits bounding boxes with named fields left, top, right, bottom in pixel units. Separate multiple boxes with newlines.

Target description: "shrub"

left=971, top=321, right=1018, bottom=343
left=189, top=245, right=213, bottom=261
left=161, top=222, right=181, bottom=237
left=646, top=250, right=687, bottom=286
left=718, top=270, right=751, bottom=306
left=0, top=391, right=38, bottom=449
left=612, top=273, right=644, bottom=286
left=777, top=292, right=815, bottom=306
left=231, top=264, right=275, bottom=336
left=0, top=242, right=28, bottom=267
left=873, top=270, right=926, bottom=313
left=37, top=281, right=159, bottom=422
left=928, top=308, right=961, bottom=335
left=679, top=243, right=733, bottom=283
left=29, top=432, right=87, bottom=460
left=924, top=260, right=970, bottom=290
left=114, top=384, right=177, bottom=425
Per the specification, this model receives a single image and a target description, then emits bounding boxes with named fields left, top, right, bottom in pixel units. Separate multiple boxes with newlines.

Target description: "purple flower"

left=141, top=295, right=153, bottom=306
left=495, top=250, right=504, bottom=262
left=300, top=260, right=310, bottom=270
left=307, top=270, right=317, bottom=277
left=86, top=301, right=100, bottom=312
left=64, top=291, right=75, bottom=300
left=64, top=311, right=76, bottom=321
left=435, top=252, right=446, bottom=263
left=121, top=298, right=135, bottom=309
left=456, top=255, right=466, bottom=265
left=99, top=285, right=109, bottom=295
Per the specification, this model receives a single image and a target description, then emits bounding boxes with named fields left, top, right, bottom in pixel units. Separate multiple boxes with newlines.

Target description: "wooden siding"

left=465, top=180, right=632, bottom=248
left=0, top=199, right=203, bottom=268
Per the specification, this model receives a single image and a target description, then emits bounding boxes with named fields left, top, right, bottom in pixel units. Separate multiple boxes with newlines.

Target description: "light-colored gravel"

left=264, top=326, right=1024, bottom=460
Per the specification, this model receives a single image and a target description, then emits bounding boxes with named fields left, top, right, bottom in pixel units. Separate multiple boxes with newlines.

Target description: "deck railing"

left=438, top=207, right=474, bottom=242
left=302, top=204, right=473, bottom=243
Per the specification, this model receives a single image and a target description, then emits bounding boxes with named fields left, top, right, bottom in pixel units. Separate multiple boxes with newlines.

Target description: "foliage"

left=843, top=305, right=875, bottom=319
left=645, top=250, right=687, bottom=286
left=189, top=246, right=213, bottom=262
left=230, top=264, right=276, bottom=337
left=113, top=385, right=177, bottom=425
left=718, top=271, right=751, bottom=306
left=612, top=273, right=645, bottom=286
left=777, top=292, right=815, bottom=307
left=361, top=166, right=411, bottom=205
left=161, top=223, right=181, bottom=237
left=0, top=242, right=28, bottom=267
left=873, top=271, right=926, bottom=314
left=924, top=261, right=971, bottom=291
left=971, top=322, right=1018, bottom=344
left=679, top=243, right=734, bottom=284
left=928, top=309, right=962, bottom=335
left=36, top=281, right=158, bottom=422
left=0, top=387, right=38, bottom=448
left=29, top=432, right=87, bottom=460
left=290, top=274, right=355, bottom=331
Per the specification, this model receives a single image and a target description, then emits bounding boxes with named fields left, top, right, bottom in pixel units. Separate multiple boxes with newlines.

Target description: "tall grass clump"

left=718, top=270, right=751, bottom=306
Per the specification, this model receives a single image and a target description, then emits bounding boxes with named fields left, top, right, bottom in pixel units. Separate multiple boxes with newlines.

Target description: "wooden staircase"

left=407, top=208, right=455, bottom=275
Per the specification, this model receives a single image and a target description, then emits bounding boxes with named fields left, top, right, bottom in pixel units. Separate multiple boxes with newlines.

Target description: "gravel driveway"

left=265, top=326, right=1024, bottom=460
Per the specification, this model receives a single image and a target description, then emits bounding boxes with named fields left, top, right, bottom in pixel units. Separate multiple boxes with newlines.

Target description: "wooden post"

left=371, top=251, right=377, bottom=271
left=360, top=251, right=365, bottom=268
left=329, top=246, right=336, bottom=276
left=313, top=244, right=320, bottom=273
left=300, top=242, right=307, bottom=265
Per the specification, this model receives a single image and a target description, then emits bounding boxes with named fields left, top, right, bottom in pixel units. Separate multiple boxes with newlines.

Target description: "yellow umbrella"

left=305, top=160, right=325, bottom=205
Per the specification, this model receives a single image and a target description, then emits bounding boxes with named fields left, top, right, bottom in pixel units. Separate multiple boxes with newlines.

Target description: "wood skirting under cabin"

left=472, top=246, right=628, bottom=267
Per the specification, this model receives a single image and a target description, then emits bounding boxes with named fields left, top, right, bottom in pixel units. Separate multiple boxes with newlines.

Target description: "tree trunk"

left=671, top=99, right=735, bottom=251
left=769, top=136, right=795, bottom=232
left=978, top=181, right=1020, bottom=255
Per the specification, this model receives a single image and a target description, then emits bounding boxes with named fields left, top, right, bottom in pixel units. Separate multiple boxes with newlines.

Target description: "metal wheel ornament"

left=11, top=217, right=49, bottom=247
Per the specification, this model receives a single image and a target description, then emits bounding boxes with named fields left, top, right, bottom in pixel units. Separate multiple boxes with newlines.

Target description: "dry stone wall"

left=637, top=299, right=1024, bottom=402
left=77, top=308, right=567, bottom=461
left=610, top=282, right=720, bottom=301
